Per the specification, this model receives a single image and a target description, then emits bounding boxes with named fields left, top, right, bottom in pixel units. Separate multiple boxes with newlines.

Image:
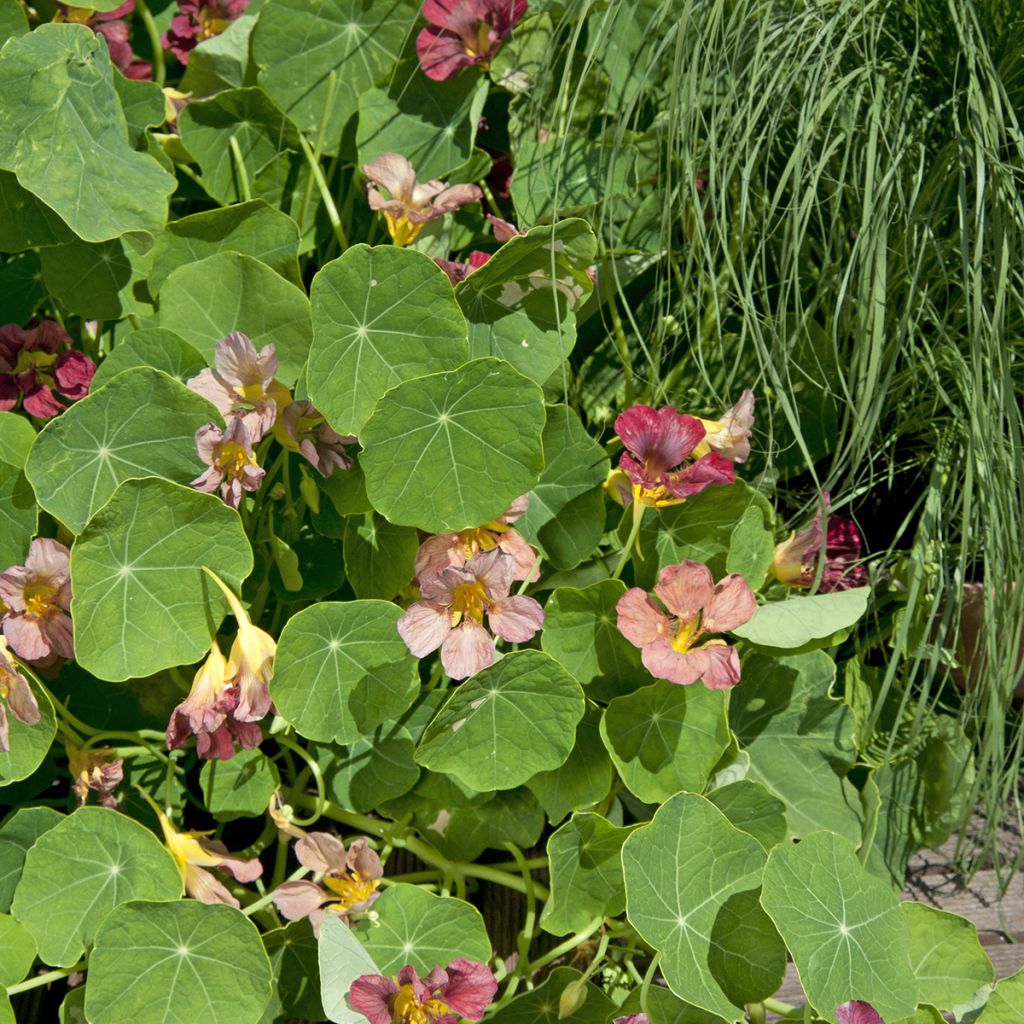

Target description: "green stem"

left=763, top=997, right=803, bottom=1019
left=6, top=961, right=86, bottom=995
left=241, top=865, right=309, bottom=917
left=276, top=734, right=326, bottom=827
left=611, top=499, right=646, bottom=580
left=229, top=136, right=253, bottom=203
left=27, top=672, right=97, bottom=738
left=639, top=950, right=660, bottom=1016
left=134, top=0, right=165, bottom=88
left=523, top=917, right=605, bottom=973
left=299, top=134, right=348, bottom=251
left=297, top=71, right=338, bottom=234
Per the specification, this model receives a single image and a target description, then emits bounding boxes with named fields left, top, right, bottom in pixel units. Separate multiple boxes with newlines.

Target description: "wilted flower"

left=191, top=416, right=265, bottom=509
left=613, top=1016, right=649, bottom=1024
left=414, top=495, right=538, bottom=583
left=166, top=641, right=263, bottom=760
left=187, top=332, right=289, bottom=439
left=615, top=405, right=735, bottom=508
left=206, top=569, right=275, bottom=723
left=0, top=637, right=40, bottom=754
left=770, top=495, right=867, bottom=592
left=162, top=0, right=249, bottom=64
left=363, top=154, right=482, bottom=247
left=149, top=796, right=262, bottom=906
left=416, top=0, right=528, bottom=81
left=836, top=1002, right=883, bottom=1024
left=692, top=389, right=755, bottom=463
left=617, top=560, right=756, bottom=689
left=56, top=3, right=152, bottom=80
left=486, top=214, right=525, bottom=242
left=68, top=745, right=123, bottom=808
left=273, top=400, right=354, bottom=478
left=0, top=320, right=95, bottom=419
left=0, top=538, right=74, bottom=665
left=398, top=548, right=543, bottom=679
left=434, top=250, right=492, bottom=285
left=349, top=959, right=497, bottom=1024
left=273, top=832, right=383, bottom=936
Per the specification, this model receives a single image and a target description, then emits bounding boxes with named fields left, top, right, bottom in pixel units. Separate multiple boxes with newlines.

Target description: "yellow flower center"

left=464, top=21, right=492, bottom=58
left=671, top=615, right=702, bottom=654
left=323, top=871, right=379, bottom=911
left=12, top=347, right=56, bottom=379
left=57, top=7, right=95, bottom=24
left=384, top=213, right=423, bottom=247
left=219, top=439, right=256, bottom=478
left=392, top=985, right=450, bottom=1024
left=633, top=483, right=683, bottom=509
left=451, top=579, right=489, bottom=625
left=197, top=7, right=230, bottom=40
left=23, top=581, right=57, bottom=619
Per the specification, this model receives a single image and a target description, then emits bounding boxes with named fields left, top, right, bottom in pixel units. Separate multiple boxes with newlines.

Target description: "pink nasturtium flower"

left=614, top=405, right=735, bottom=508
left=0, top=538, right=74, bottom=665
left=416, top=0, right=528, bottom=81
left=349, top=959, right=497, bottom=1024
left=692, top=388, right=755, bottom=463
left=414, top=495, right=538, bottom=583
left=836, top=1002, right=883, bottom=1024
left=191, top=416, right=265, bottom=509
left=0, top=637, right=40, bottom=754
left=166, top=641, right=263, bottom=761
left=0, top=320, right=95, bottom=419
left=273, top=832, right=383, bottom=936
left=434, top=249, right=492, bottom=285
left=56, top=3, right=152, bottom=80
left=273, top=400, right=354, bottom=478
left=398, top=548, right=543, bottom=679
left=770, top=495, right=867, bottom=592
left=162, top=0, right=249, bottom=64
left=613, top=1016, right=649, bottom=1024
left=363, top=153, right=482, bottom=247
left=617, top=560, right=757, bottom=689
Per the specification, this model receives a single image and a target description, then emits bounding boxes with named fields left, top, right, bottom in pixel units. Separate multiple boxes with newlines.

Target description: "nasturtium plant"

left=0, top=4, right=1005, bottom=1022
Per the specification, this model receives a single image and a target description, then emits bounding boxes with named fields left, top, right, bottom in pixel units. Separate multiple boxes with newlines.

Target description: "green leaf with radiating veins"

left=600, top=680, right=731, bottom=803
left=11, top=807, right=182, bottom=967
left=85, top=900, right=273, bottom=1024
left=318, top=727, right=420, bottom=813
left=90, top=329, right=207, bottom=391
left=614, top=984, right=728, bottom=1024
left=0, top=914, right=35, bottom=987
left=540, top=812, right=637, bottom=936
left=456, top=220, right=596, bottom=384
left=977, top=967, right=1024, bottom=1022
left=262, top=920, right=324, bottom=1023
left=0, top=171, right=72, bottom=252
left=0, top=677, right=55, bottom=788
left=318, top=912, right=380, bottom=1024
left=0, top=808, right=63, bottom=911
left=903, top=903, right=994, bottom=1012
left=360, top=357, right=545, bottom=533
left=0, top=0, right=28, bottom=40
left=253, top=0, right=417, bottom=152
left=623, top=792, right=784, bottom=1019
left=342, top=511, right=419, bottom=599
left=71, top=478, right=252, bottom=681
left=271, top=601, right=419, bottom=744
left=0, top=25, right=175, bottom=242
left=732, top=586, right=870, bottom=650
left=415, top=650, right=586, bottom=792
left=26, top=367, right=217, bottom=534
left=201, top=747, right=280, bottom=822
left=760, top=830, right=918, bottom=1020
left=308, top=244, right=469, bottom=437
left=157, top=252, right=312, bottom=385
left=487, top=967, right=615, bottom=1023
left=352, top=884, right=490, bottom=976
left=705, top=780, right=788, bottom=851
left=0, top=461, right=36, bottom=570
left=0, top=413, right=35, bottom=470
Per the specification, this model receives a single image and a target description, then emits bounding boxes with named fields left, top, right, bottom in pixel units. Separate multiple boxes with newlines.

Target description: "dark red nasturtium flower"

left=416, top=0, right=528, bottom=81
left=0, top=320, right=95, bottom=419
left=836, top=1001, right=884, bottom=1024
left=162, top=0, right=249, bottom=64
left=56, top=3, right=152, bottom=80
left=770, top=493, right=867, bottom=592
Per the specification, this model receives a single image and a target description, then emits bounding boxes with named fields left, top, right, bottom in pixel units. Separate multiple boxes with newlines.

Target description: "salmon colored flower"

left=165, top=641, right=263, bottom=760
left=692, top=389, right=755, bottom=463
left=0, top=538, right=74, bottom=665
left=190, top=416, right=265, bottom=509
left=56, top=3, right=152, bottom=80
left=416, top=0, right=527, bottom=81
left=68, top=745, right=123, bottom=808
left=836, top=1003, right=883, bottom=1024
left=0, top=320, right=95, bottom=419
left=0, top=637, right=40, bottom=754
left=434, top=250, right=492, bottom=285
left=147, top=795, right=262, bottom=907
left=363, top=154, right=482, bottom=247
left=273, top=832, right=383, bottom=936
left=273, top=400, right=354, bottom=478
left=349, top=959, right=497, bottom=1024
left=613, top=1016, right=649, bottom=1024
left=162, top=0, right=248, bottom=64
left=617, top=560, right=756, bottom=689
left=770, top=495, right=867, bottom=592
left=397, top=548, right=543, bottom=679
left=414, top=495, right=538, bottom=583
left=615, top=405, right=735, bottom=508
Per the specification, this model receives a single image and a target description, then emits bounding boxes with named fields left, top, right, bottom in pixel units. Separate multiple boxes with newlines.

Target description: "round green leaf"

left=0, top=412, right=35, bottom=469
left=262, top=920, right=324, bottom=1022
left=978, top=968, right=1024, bottom=1023
left=91, top=328, right=207, bottom=391
left=0, top=25, right=175, bottom=242
left=623, top=792, right=784, bottom=1018
left=0, top=913, right=35, bottom=986
left=0, top=808, right=63, bottom=911
left=308, top=245, right=469, bottom=437
left=705, top=780, right=788, bottom=852
left=415, top=650, right=586, bottom=792
left=352, top=884, right=490, bottom=976
left=903, top=903, right=994, bottom=1012
left=732, top=586, right=871, bottom=650
left=271, top=601, right=419, bottom=745
left=11, top=807, right=181, bottom=967
left=0, top=170, right=71, bottom=253
left=85, top=900, right=273, bottom=1024
left=420, top=787, right=545, bottom=862
left=0, top=677, right=55, bottom=788
left=200, top=748, right=280, bottom=822
left=158, top=252, right=312, bottom=385
left=760, top=830, right=918, bottom=1021
left=541, top=812, right=636, bottom=936
left=487, top=967, right=615, bottom=1024
left=318, top=912, right=380, bottom=1024
left=318, top=728, right=420, bottom=814
left=342, top=512, right=419, bottom=599
left=615, top=984, right=728, bottom=1024
left=360, top=357, right=545, bottom=533
left=26, top=367, right=217, bottom=534
left=71, top=478, right=253, bottom=681
left=600, top=680, right=731, bottom=804
left=0, top=462, right=36, bottom=570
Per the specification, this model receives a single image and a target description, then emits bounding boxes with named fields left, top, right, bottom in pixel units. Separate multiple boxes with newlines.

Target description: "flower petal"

left=663, top=451, right=735, bottom=499
left=440, top=958, right=497, bottom=1020
left=616, top=588, right=670, bottom=648
left=440, top=619, right=494, bottom=679
left=836, top=1001, right=884, bottom=1024
left=273, top=880, right=328, bottom=922
left=701, top=573, right=757, bottom=634
left=615, top=406, right=705, bottom=476
left=348, top=973, right=401, bottom=1024
left=397, top=601, right=451, bottom=658
left=184, top=864, right=239, bottom=907
left=362, top=152, right=416, bottom=201
left=654, top=560, right=714, bottom=622
left=487, top=595, right=544, bottom=642
left=641, top=639, right=707, bottom=686
left=696, top=641, right=742, bottom=690
left=295, top=832, right=348, bottom=874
